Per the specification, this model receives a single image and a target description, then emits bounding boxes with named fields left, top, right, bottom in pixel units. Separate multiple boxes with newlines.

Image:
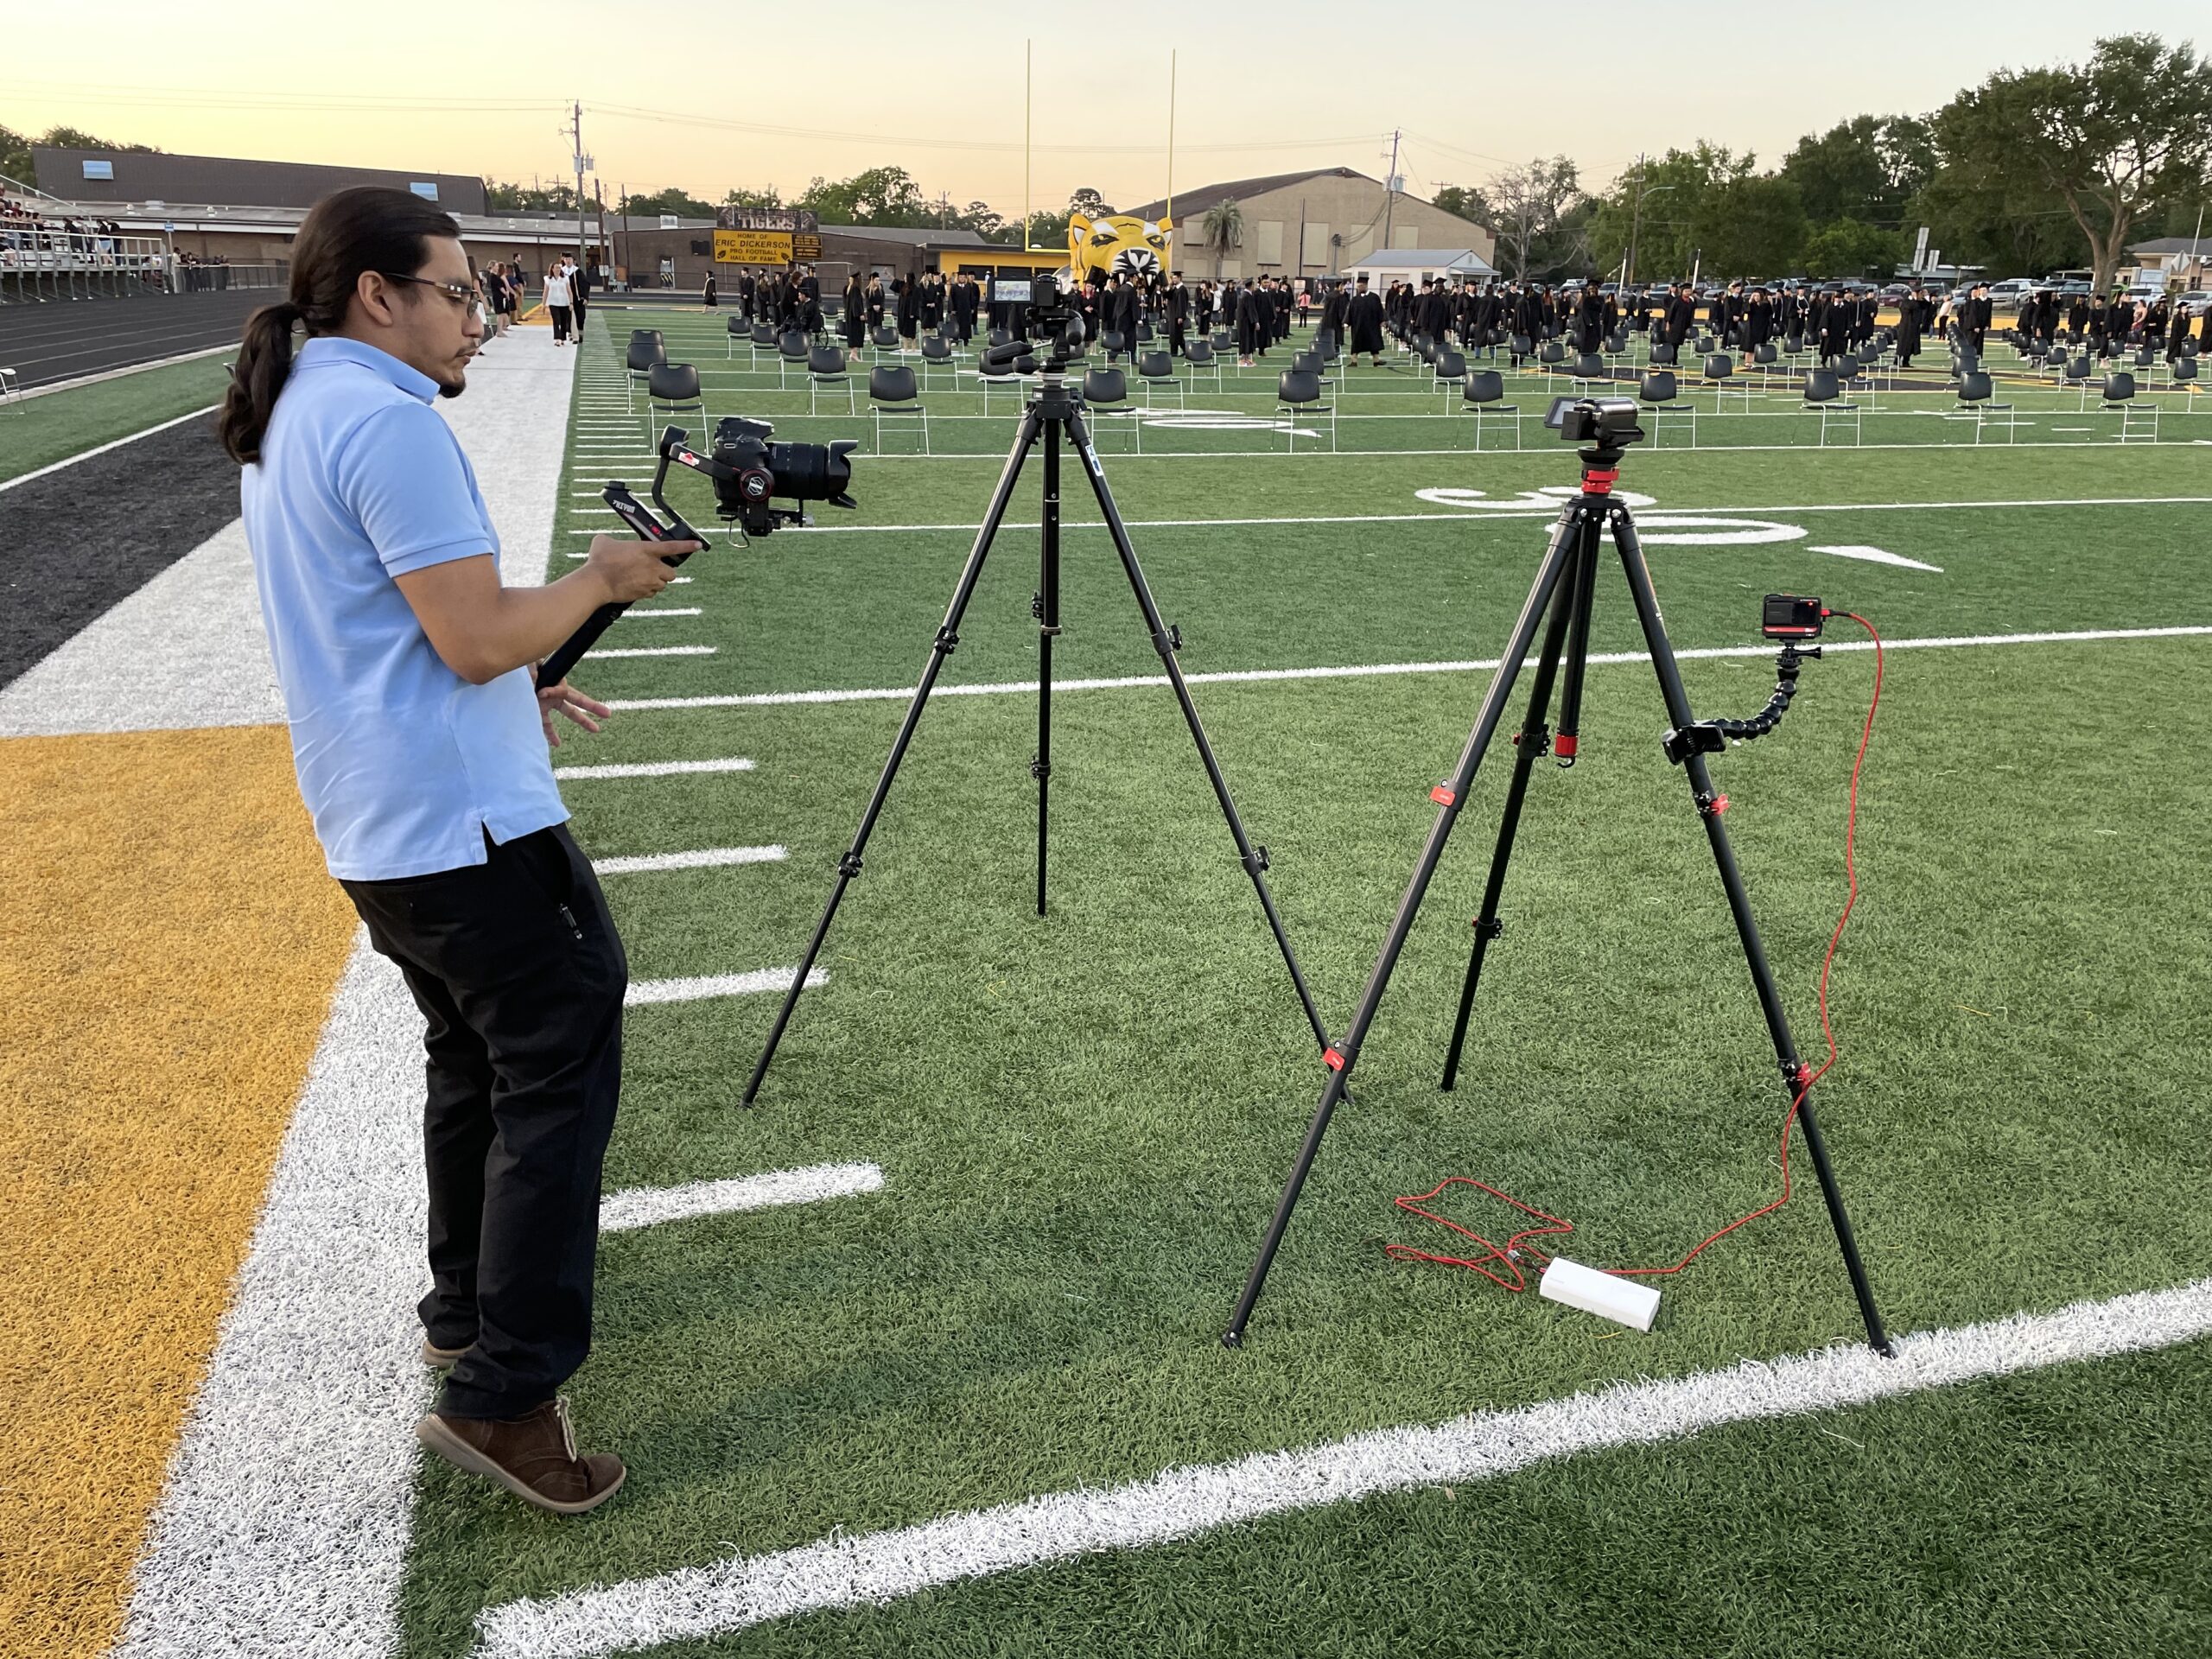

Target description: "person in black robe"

left=921, top=275, right=944, bottom=333
left=1737, top=286, right=1772, bottom=367
left=842, top=275, right=867, bottom=356
left=950, top=273, right=977, bottom=343
left=1961, top=283, right=1993, bottom=354
left=1570, top=282, right=1605, bottom=353
left=1891, top=286, right=1923, bottom=370
left=1662, top=283, right=1695, bottom=350
left=1512, top=284, right=1546, bottom=365
left=1111, top=274, right=1143, bottom=360
left=1166, top=273, right=1189, bottom=356
left=702, top=272, right=718, bottom=308
left=1346, top=276, right=1386, bottom=363
left=1818, top=291, right=1853, bottom=365
left=1234, top=279, right=1262, bottom=364
left=1319, top=280, right=1350, bottom=353
left=895, top=276, right=921, bottom=347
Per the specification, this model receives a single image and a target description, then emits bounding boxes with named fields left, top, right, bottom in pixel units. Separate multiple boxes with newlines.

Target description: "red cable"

left=1385, top=1178, right=1574, bottom=1292
left=1390, top=611, right=1885, bottom=1287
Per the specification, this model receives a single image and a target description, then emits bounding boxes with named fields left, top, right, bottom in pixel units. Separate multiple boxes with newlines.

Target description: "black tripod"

left=1224, top=416, right=1893, bottom=1357
left=745, top=361, right=1331, bottom=1103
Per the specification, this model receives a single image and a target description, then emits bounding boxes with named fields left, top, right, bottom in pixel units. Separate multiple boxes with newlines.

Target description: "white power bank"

left=1539, top=1256, right=1662, bottom=1332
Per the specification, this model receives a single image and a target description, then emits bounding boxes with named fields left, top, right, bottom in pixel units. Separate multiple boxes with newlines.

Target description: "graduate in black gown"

left=1891, top=286, right=1923, bottom=370
left=1817, top=290, right=1853, bottom=366
left=842, top=275, right=867, bottom=356
left=1346, top=275, right=1386, bottom=363
left=1235, top=279, right=1262, bottom=365
left=1166, top=272, right=1189, bottom=356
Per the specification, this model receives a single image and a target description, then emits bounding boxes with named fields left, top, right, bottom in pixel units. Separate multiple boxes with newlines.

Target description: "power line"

left=589, top=101, right=1378, bottom=158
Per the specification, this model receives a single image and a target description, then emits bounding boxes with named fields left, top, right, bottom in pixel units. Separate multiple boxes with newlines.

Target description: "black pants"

left=342, top=824, right=627, bottom=1420
left=549, top=304, right=571, bottom=342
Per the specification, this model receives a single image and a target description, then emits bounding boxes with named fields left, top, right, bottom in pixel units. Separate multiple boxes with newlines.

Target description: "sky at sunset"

left=3, top=3, right=2158, bottom=216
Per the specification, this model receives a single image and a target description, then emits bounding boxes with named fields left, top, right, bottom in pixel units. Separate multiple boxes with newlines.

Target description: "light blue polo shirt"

left=243, top=336, right=567, bottom=880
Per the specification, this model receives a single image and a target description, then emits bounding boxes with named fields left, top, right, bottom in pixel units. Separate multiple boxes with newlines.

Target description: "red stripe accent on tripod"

left=1323, top=1046, right=1345, bottom=1071
left=1429, top=785, right=1457, bottom=805
left=1554, top=734, right=1579, bottom=759
left=1584, top=469, right=1618, bottom=493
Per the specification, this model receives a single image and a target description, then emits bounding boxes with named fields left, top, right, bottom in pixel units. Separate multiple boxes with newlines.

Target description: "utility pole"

left=1381, top=128, right=1402, bottom=250
left=1625, top=153, right=1644, bottom=289
left=566, top=100, right=592, bottom=276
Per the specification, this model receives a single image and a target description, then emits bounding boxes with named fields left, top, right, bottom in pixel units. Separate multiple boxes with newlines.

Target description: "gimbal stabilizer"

left=539, top=429, right=712, bottom=687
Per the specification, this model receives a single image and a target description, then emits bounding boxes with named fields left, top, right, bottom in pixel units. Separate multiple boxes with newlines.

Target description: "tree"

left=1586, top=144, right=1746, bottom=281
left=721, top=186, right=784, bottom=210
left=2, top=121, right=160, bottom=188
left=486, top=180, right=581, bottom=213
left=1933, top=34, right=2212, bottom=289
left=1782, top=114, right=1936, bottom=226
left=957, top=200, right=1005, bottom=239
left=620, top=187, right=716, bottom=219
left=1431, top=183, right=1494, bottom=228
left=1066, top=186, right=1115, bottom=220
left=1692, top=174, right=1808, bottom=276
left=1199, top=198, right=1243, bottom=278
left=1802, top=217, right=1907, bottom=279
left=1487, top=156, right=1580, bottom=280
left=796, top=165, right=931, bottom=227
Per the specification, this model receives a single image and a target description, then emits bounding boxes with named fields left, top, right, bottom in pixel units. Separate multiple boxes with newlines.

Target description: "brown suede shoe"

left=416, top=1398, right=626, bottom=1515
left=423, top=1339, right=469, bottom=1370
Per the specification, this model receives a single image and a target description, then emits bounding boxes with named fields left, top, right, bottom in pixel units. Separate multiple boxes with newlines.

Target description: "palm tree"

left=1200, top=199, right=1244, bottom=280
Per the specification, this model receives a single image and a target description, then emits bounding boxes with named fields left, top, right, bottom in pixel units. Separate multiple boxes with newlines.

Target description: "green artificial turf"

left=392, top=308, right=2212, bottom=1657
left=0, top=353, right=231, bottom=483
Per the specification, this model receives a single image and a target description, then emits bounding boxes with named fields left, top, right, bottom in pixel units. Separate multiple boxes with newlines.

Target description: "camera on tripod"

left=674, top=418, right=858, bottom=541
left=980, top=274, right=1086, bottom=377
left=1543, top=395, right=1644, bottom=447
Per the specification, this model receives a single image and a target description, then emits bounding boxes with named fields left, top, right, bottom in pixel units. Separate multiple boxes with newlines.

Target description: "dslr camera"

left=683, top=418, right=858, bottom=540
left=1542, top=395, right=1645, bottom=447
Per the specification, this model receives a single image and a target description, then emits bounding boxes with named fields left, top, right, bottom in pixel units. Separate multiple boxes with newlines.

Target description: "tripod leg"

left=1065, top=406, right=1330, bottom=1054
left=1034, top=417, right=1061, bottom=916
left=1439, top=534, right=1586, bottom=1091
left=1224, top=504, right=1585, bottom=1347
left=1606, top=504, right=1894, bottom=1357
left=743, top=403, right=1043, bottom=1105
left=1552, top=524, right=1600, bottom=766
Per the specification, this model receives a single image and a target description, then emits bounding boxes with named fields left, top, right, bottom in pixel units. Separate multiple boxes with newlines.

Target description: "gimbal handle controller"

left=537, top=451, right=709, bottom=688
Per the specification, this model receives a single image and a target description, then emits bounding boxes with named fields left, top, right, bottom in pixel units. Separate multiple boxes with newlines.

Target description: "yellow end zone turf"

left=0, top=726, right=357, bottom=1656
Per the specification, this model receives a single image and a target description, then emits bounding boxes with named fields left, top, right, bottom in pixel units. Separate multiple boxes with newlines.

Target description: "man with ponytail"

left=228, top=186, right=690, bottom=1515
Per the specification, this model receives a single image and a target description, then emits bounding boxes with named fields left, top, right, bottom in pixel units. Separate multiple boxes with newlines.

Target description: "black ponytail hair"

left=220, top=185, right=461, bottom=464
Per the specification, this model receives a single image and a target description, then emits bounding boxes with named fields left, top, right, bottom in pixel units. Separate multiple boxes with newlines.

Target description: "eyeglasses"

left=380, top=271, right=484, bottom=312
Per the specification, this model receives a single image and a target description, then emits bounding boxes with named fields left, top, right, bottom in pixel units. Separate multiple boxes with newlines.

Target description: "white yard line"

left=601, top=626, right=2212, bottom=713
left=599, top=1161, right=883, bottom=1233
left=588, top=645, right=716, bottom=659
left=556, top=492, right=2212, bottom=537
left=611, top=607, right=702, bottom=620
left=470, top=1274, right=2212, bottom=1659
left=592, top=844, right=787, bottom=874
left=0, top=404, right=219, bottom=493
left=551, top=756, right=753, bottom=779
left=3, top=330, right=577, bottom=738
left=113, top=936, right=432, bottom=1658
left=626, top=968, right=823, bottom=1006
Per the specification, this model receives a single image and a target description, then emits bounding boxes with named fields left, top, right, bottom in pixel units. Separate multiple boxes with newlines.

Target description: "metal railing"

left=0, top=228, right=287, bottom=303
